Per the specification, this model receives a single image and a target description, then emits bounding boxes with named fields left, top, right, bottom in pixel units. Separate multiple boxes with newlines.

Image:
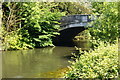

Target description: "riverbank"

left=65, top=42, right=118, bottom=78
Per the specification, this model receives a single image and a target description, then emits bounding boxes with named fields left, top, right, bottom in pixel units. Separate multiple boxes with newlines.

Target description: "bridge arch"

left=53, top=27, right=86, bottom=46
left=52, top=14, right=97, bottom=46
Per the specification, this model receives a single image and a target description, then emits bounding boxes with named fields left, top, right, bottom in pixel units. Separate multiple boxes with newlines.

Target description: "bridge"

left=59, top=14, right=96, bottom=30
left=53, top=14, right=97, bottom=46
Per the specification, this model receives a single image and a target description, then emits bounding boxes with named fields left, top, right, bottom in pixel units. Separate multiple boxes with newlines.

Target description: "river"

left=2, top=46, right=75, bottom=78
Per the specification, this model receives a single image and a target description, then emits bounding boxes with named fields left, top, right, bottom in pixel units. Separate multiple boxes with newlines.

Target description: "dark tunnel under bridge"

left=52, top=27, right=86, bottom=46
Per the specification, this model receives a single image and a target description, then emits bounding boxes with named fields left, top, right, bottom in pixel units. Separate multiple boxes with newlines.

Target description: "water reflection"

left=2, top=46, right=74, bottom=78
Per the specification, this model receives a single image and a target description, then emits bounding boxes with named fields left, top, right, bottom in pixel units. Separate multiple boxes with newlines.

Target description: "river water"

left=2, top=46, right=75, bottom=78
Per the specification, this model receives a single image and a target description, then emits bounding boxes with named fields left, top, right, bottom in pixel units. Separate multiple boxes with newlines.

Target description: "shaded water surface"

left=2, top=46, right=75, bottom=78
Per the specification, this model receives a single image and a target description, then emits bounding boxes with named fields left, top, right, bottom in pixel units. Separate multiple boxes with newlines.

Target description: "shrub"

left=2, top=2, right=65, bottom=50
left=1, top=29, right=33, bottom=50
left=65, top=42, right=118, bottom=78
left=89, top=2, right=118, bottom=43
left=21, top=2, right=65, bottom=47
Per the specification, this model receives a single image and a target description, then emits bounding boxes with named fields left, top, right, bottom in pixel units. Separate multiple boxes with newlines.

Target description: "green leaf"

left=33, top=38, right=41, bottom=42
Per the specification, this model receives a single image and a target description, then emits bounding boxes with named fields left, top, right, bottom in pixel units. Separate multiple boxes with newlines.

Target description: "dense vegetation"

left=65, top=2, right=119, bottom=79
left=65, top=42, right=118, bottom=78
left=54, top=2, right=92, bottom=15
left=1, top=2, right=119, bottom=79
left=1, top=2, right=91, bottom=50
left=89, top=2, right=118, bottom=43
left=1, top=2, right=65, bottom=50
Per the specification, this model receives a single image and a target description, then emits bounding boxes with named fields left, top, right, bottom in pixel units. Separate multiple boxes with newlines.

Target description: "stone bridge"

left=53, top=15, right=97, bottom=46
left=59, top=14, right=96, bottom=30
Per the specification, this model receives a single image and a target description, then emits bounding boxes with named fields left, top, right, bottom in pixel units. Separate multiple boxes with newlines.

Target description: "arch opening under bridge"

left=52, top=15, right=97, bottom=46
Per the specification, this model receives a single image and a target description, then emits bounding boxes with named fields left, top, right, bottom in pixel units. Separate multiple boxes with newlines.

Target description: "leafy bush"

left=2, top=2, right=65, bottom=50
left=1, top=2, right=34, bottom=50
left=65, top=42, right=118, bottom=78
left=1, top=29, right=33, bottom=50
left=89, top=2, right=118, bottom=43
left=21, top=2, right=65, bottom=47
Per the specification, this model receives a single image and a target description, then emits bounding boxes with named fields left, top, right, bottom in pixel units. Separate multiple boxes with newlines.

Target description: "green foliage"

left=65, top=42, right=118, bottom=78
left=1, top=29, right=33, bottom=50
left=74, top=30, right=91, bottom=41
left=1, top=2, right=93, bottom=50
left=89, top=2, right=118, bottom=43
left=65, top=3, right=119, bottom=78
left=21, top=2, right=65, bottom=47
left=2, top=2, right=22, bottom=32
left=1, top=2, right=65, bottom=50
left=1, top=2, right=32, bottom=50
left=73, top=30, right=92, bottom=50
left=54, top=2, right=92, bottom=15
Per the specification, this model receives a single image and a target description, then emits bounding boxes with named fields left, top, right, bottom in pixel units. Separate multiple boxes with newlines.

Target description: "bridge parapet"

left=59, top=15, right=98, bottom=30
